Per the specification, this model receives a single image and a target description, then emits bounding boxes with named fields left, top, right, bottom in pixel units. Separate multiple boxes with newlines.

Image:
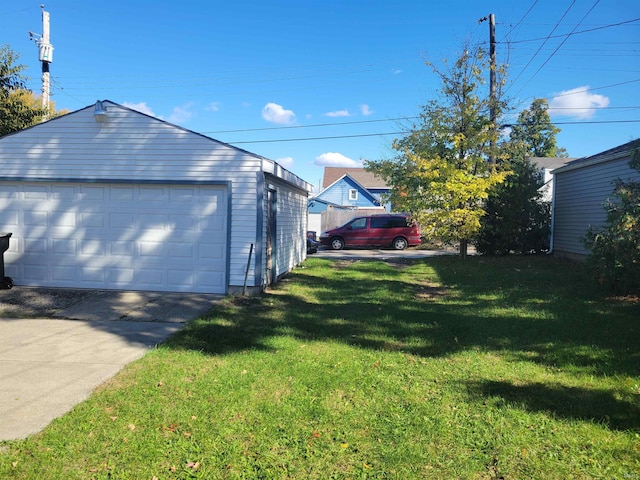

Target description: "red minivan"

left=319, top=214, right=421, bottom=250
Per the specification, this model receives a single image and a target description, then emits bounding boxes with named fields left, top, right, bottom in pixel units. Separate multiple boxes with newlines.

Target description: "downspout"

left=548, top=173, right=556, bottom=254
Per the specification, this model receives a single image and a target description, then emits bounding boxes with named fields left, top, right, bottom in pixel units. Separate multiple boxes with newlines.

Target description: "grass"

left=1, top=255, right=639, bottom=479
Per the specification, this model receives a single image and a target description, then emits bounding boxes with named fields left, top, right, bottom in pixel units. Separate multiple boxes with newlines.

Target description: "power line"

left=203, top=117, right=419, bottom=134
left=500, top=17, right=640, bottom=45
left=226, top=120, right=640, bottom=145
left=501, top=0, right=540, bottom=40
left=507, top=0, right=577, bottom=94
left=512, top=0, right=600, bottom=98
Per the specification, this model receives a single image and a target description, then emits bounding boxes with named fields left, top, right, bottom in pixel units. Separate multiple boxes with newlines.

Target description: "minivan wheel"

left=330, top=237, right=345, bottom=250
left=393, top=237, right=408, bottom=250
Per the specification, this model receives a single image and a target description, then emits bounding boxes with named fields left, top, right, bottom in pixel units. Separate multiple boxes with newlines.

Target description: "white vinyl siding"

left=0, top=102, right=311, bottom=292
left=0, top=182, right=228, bottom=293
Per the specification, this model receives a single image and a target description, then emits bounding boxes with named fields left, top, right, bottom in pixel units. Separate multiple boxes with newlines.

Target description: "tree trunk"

left=459, top=239, right=468, bottom=259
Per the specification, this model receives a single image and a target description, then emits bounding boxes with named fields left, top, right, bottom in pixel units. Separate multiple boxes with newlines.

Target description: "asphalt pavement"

left=0, top=290, right=222, bottom=441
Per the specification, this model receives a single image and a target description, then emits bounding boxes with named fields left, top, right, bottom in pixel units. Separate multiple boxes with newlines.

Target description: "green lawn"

left=1, top=256, right=639, bottom=479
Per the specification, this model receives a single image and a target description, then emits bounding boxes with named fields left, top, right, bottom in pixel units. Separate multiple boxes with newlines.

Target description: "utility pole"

left=479, top=13, right=497, bottom=163
left=29, top=5, right=54, bottom=118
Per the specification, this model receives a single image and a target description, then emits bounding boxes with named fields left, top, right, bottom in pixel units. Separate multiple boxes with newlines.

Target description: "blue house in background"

left=308, top=167, right=391, bottom=235
left=314, top=174, right=382, bottom=208
left=318, top=167, right=390, bottom=210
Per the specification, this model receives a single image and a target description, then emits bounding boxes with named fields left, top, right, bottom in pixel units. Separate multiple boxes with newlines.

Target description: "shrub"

left=583, top=148, right=640, bottom=294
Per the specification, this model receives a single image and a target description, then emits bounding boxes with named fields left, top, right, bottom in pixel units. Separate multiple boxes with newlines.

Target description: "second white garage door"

left=0, top=182, right=228, bottom=293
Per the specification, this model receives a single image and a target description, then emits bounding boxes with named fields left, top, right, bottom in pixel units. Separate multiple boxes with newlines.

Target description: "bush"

left=583, top=149, right=640, bottom=295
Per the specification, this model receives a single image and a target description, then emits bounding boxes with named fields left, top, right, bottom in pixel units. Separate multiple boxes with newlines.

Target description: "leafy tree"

left=476, top=99, right=564, bottom=254
left=508, top=98, right=567, bottom=158
left=0, top=45, right=48, bottom=137
left=583, top=144, right=640, bottom=295
left=365, top=45, right=507, bottom=257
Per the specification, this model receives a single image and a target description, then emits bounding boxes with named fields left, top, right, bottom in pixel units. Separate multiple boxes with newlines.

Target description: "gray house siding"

left=552, top=141, right=639, bottom=258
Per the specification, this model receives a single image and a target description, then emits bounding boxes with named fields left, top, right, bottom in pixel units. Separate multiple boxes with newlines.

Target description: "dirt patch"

left=0, top=287, right=97, bottom=318
left=415, top=282, right=448, bottom=300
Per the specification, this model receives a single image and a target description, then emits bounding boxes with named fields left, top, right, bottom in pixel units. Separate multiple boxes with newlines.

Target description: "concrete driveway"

left=0, top=289, right=222, bottom=441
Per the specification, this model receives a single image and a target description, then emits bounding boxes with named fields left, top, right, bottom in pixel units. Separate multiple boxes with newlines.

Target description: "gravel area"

left=0, top=287, right=98, bottom=318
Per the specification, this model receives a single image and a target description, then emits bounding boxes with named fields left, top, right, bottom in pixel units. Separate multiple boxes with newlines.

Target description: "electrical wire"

left=501, top=17, right=640, bottom=44
left=227, top=119, right=640, bottom=145
left=512, top=0, right=600, bottom=98
left=507, top=0, right=577, bottom=94
left=501, top=0, right=540, bottom=41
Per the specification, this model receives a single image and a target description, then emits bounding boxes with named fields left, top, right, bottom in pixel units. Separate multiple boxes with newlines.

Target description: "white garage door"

left=0, top=182, right=228, bottom=293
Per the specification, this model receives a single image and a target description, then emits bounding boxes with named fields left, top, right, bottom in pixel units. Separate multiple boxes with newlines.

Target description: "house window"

left=348, top=189, right=358, bottom=201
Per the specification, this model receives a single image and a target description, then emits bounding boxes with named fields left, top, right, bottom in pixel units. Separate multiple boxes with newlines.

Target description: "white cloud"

left=314, top=152, right=360, bottom=167
left=549, top=86, right=610, bottom=119
left=262, top=102, right=296, bottom=125
left=360, top=104, right=373, bottom=116
left=324, top=109, right=351, bottom=118
left=276, top=156, right=294, bottom=168
left=206, top=102, right=221, bottom=112
left=392, top=68, right=403, bottom=75
left=123, top=102, right=156, bottom=116
left=167, top=103, right=195, bottom=124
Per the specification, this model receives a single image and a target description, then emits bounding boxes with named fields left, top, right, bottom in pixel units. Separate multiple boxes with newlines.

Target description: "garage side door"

left=0, top=182, right=228, bottom=293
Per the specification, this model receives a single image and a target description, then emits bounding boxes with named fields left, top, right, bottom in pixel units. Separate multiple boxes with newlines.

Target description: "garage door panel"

left=51, top=185, right=75, bottom=199
left=110, top=187, right=135, bottom=201
left=24, top=186, right=48, bottom=199
left=110, top=213, right=136, bottom=229
left=50, top=212, right=77, bottom=227
left=81, top=267, right=106, bottom=283
left=24, top=239, right=47, bottom=253
left=79, top=186, right=106, bottom=201
left=110, top=241, right=135, bottom=256
left=80, top=240, right=107, bottom=256
left=24, top=264, right=47, bottom=281
left=52, top=265, right=77, bottom=282
left=25, top=211, right=48, bottom=226
left=0, top=182, right=228, bottom=293
left=51, top=238, right=76, bottom=254
left=199, top=243, right=224, bottom=260
left=168, top=243, right=195, bottom=258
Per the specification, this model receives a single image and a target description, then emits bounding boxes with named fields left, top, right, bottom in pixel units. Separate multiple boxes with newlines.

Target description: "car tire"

left=392, top=237, right=408, bottom=250
left=330, top=237, right=345, bottom=250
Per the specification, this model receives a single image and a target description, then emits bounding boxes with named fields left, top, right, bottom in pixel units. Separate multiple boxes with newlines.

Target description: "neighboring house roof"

left=322, top=167, right=388, bottom=189
left=529, top=157, right=577, bottom=171
left=552, top=139, right=640, bottom=175
left=308, top=197, right=355, bottom=208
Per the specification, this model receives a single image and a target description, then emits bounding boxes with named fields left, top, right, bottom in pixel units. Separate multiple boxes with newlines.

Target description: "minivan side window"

left=370, top=217, right=388, bottom=229
left=350, top=218, right=367, bottom=230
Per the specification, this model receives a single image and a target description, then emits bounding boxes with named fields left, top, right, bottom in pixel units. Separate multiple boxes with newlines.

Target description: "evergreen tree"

left=476, top=99, right=563, bottom=254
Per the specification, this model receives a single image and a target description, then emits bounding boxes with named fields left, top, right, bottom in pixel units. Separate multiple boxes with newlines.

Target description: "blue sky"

left=2, top=1, right=639, bottom=191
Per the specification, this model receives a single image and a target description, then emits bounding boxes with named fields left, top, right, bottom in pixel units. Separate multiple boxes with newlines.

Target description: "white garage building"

left=0, top=101, right=312, bottom=294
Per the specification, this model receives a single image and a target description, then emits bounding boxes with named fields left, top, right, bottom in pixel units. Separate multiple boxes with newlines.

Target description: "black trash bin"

left=0, top=232, right=13, bottom=289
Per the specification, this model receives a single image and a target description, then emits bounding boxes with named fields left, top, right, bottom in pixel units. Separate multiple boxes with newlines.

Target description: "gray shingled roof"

left=322, top=167, right=388, bottom=188
left=528, top=157, right=577, bottom=170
